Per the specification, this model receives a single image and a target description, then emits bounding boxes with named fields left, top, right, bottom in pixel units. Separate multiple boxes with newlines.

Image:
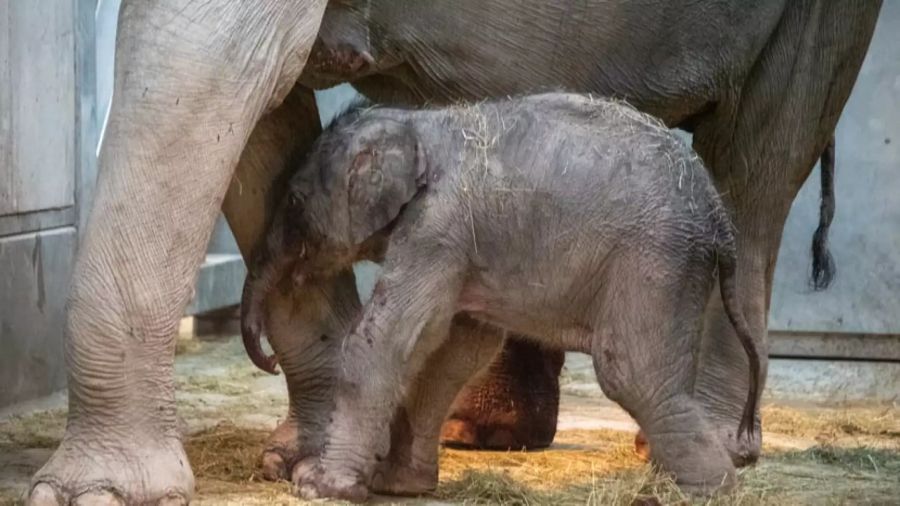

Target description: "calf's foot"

left=256, top=271, right=363, bottom=482
left=368, top=408, right=438, bottom=496
left=708, top=413, right=761, bottom=467
left=293, top=463, right=368, bottom=504
left=441, top=337, right=564, bottom=450
left=260, top=418, right=306, bottom=482
left=369, top=317, right=501, bottom=496
left=692, top=313, right=764, bottom=469
left=28, top=434, right=192, bottom=505
left=633, top=414, right=760, bottom=467
left=369, top=460, right=437, bottom=496
left=648, top=425, right=737, bottom=495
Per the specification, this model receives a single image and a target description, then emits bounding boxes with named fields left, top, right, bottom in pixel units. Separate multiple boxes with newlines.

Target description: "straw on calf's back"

left=240, top=92, right=762, bottom=440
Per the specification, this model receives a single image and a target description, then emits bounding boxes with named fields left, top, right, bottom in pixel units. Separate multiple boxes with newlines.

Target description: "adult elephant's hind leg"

left=441, top=337, right=564, bottom=450
left=28, top=1, right=327, bottom=505
left=688, top=2, right=880, bottom=468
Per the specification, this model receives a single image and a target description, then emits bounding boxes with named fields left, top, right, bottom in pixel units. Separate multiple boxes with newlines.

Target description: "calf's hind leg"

left=591, top=264, right=735, bottom=494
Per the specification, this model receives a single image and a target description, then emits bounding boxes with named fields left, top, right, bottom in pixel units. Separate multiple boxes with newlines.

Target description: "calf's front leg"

left=221, top=85, right=363, bottom=481
left=371, top=315, right=505, bottom=495
left=259, top=269, right=362, bottom=479
left=295, top=248, right=466, bottom=502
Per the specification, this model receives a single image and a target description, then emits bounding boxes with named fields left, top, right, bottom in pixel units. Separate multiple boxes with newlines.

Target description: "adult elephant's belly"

left=298, top=0, right=787, bottom=127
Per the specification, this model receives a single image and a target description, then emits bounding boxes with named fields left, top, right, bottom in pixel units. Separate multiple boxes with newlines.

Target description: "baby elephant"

left=242, top=93, right=761, bottom=501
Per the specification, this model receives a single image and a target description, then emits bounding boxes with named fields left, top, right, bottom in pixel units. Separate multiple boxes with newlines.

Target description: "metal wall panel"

left=0, top=1, right=86, bottom=408
left=0, top=0, right=76, bottom=218
left=0, top=228, right=76, bottom=406
left=76, top=0, right=99, bottom=237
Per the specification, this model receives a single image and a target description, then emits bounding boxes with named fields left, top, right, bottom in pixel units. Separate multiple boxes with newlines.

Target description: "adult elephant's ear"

left=347, top=131, right=428, bottom=245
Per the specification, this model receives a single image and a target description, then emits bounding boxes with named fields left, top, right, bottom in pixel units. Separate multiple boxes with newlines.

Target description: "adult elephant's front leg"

left=28, top=1, right=327, bottom=505
left=441, top=337, right=564, bottom=450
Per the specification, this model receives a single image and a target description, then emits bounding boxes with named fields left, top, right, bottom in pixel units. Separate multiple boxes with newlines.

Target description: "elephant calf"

left=242, top=92, right=761, bottom=501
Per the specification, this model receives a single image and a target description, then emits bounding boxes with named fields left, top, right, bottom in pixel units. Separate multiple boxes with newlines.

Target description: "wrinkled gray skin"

left=27, top=0, right=879, bottom=504
left=296, top=0, right=880, bottom=474
left=242, top=94, right=762, bottom=501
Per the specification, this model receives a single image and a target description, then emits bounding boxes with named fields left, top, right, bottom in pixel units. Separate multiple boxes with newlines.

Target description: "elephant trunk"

left=240, top=236, right=305, bottom=375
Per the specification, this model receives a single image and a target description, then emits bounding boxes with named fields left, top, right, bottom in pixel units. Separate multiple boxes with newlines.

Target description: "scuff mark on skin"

left=309, top=45, right=374, bottom=75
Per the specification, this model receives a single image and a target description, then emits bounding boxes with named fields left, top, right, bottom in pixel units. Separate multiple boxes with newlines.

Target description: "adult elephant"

left=268, top=0, right=879, bottom=479
left=28, top=1, right=879, bottom=505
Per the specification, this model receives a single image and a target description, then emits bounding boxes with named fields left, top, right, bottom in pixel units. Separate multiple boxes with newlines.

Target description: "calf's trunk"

left=241, top=236, right=304, bottom=375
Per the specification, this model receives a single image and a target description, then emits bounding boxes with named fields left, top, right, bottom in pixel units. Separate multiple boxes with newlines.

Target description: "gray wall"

left=0, top=0, right=91, bottom=406
left=769, top=2, right=900, bottom=334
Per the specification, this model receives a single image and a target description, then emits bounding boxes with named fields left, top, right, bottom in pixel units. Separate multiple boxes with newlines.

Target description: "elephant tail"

left=714, top=211, right=762, bottom=439
left=811, top=135, right=836, bottom=290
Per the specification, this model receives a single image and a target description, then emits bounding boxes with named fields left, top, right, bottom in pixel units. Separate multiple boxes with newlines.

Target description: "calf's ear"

left=347, top=137, right=427, bottom=244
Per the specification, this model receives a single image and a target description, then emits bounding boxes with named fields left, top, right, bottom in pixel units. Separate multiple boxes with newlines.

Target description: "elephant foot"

left=714, top=418, right=761, bottom=468
left=293, top=462, right=368, bottom=504
left=28, top=434, right=192, bottom=505
left=633, top=430, right=650, bottom=461
left=439, top=418, right=528, bottom=449
left=365, top=407, right=438, bottom=496
left=259, top=418, right=311, bottom=481
left=692, top=397, right=761, bottom=468
left=441, top=337, right=565, bottom=450
left=370, top=459, right=437, bottom=496
left=260, top=450, right=291, bottom=482
left=644, top=426, right=737, bottom=496
left=634, top=419, right=760, bottom=468
left=677, top=479, right=736, bottom=499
